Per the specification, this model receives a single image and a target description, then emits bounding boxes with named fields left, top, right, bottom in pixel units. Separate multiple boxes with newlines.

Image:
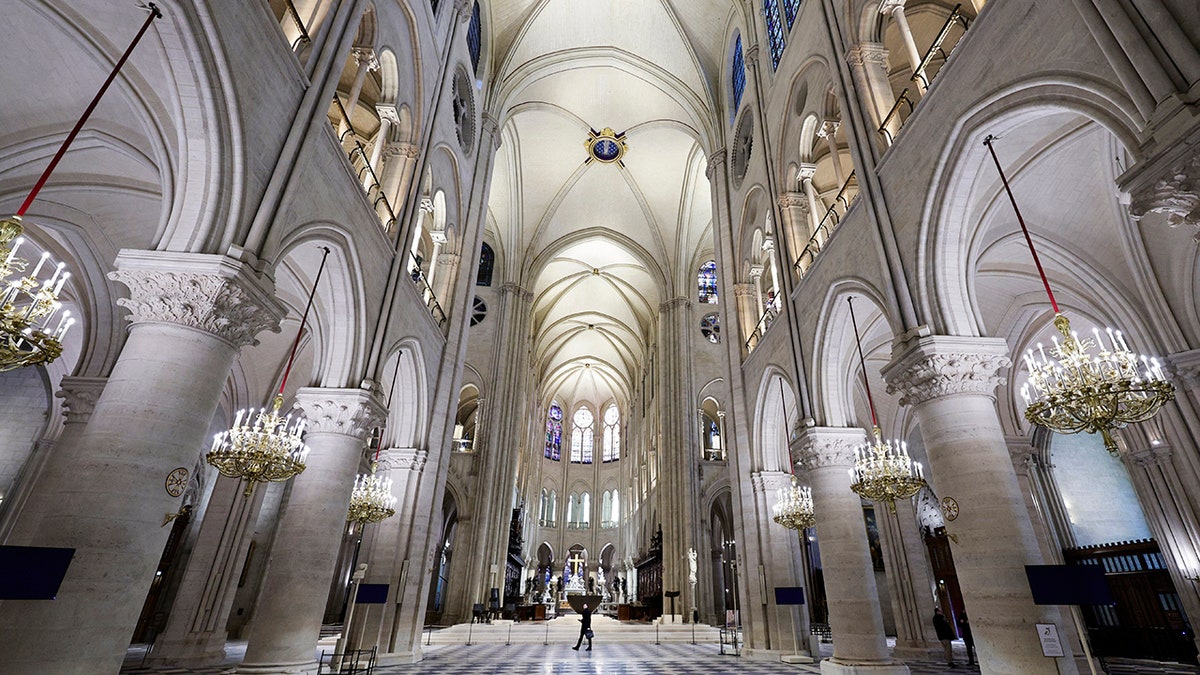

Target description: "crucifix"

left=568, top=552, right=586, bottom=577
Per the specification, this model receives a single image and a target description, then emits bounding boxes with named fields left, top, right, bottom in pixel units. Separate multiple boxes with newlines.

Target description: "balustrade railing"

left=878, top=4, right=971, bottom=146
left=744, top=301, right=780, bottom=353
left=566, top=521, right=590, bottom=530
left=408, top=264, right=448, bottom=329
left=793, top=172, right=859, bottom=280
left=538, top=518, right=557, bottom=528
left=329, top=96, right=399, bottom=233
left=280, top=0, right=312, bottom=51
left=600, top=520, right=618, bottom=530
left=450, top=438, right=472, bottom=453
left=703, top=447, right=727, bottom=462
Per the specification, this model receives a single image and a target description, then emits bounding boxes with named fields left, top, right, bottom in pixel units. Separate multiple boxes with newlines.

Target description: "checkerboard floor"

left=122, top=639, right=1200, bottom=675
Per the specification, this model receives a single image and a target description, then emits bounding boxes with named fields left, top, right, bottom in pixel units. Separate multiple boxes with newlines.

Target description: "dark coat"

left=933, top=612, right=955, bottom=640
left=580, top=607, right=592, bottom=630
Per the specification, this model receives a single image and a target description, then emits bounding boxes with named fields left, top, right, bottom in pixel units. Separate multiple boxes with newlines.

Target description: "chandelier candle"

left=772, top=476, right=816, bottom=530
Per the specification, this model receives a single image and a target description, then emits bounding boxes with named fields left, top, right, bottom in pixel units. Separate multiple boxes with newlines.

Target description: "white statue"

left=687, top=547, right=698, bottom=585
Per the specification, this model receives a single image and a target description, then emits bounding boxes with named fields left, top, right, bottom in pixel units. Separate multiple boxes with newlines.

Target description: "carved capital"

left=351, top=47, right=379, bottom=71
left=794, top=426, right=866, bottom=471
left=1129, top=442, right=1173, bottom=468
left=879, top=0, right=908, bottom=15
left=732, top=282, right=756, bottom=298
left=1166, top=349, right=1200, bottom=389
left=481, top=113, right=502, bottom=147
left=294, top=387, right=387, bottom=439
left=744, top=45, right=761, bottom=67
left=761, top=236, right=775, bottom=253
left=376, top=104, right=401, bottom=126
left=750, top=470, right=792, bottom=494
left=706, top=149, right=728, bottom=179
left=109, top=251, right=285, bottom=349
left=1128, top=153, right=1200, bottom=240
left=883, top=336, right=1010, bottom=406
left=846, top=43, right=890, bottom=71
left=817, top=120, right=841, bottom=139
left=430, top=230, right=449, bottom=246
left=797, top=162, right=818, bottom=181
left=56, top=376, right=108, bottom=425
left=778, top=191, right=809, bottom=212
left=748, top=264, right=765, bottom=281
left=454, top=0, right=473, bottom=20
left=419, top=197, right=436, bottom=215
left=660, top=297, right=691, bottom=313
left=499, top=282, right=533, bottom=301
left=1005, top=436, right=1037, bottom=476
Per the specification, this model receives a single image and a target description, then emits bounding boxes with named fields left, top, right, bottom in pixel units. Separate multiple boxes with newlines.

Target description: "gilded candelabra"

left=772, top=475, right=816, bottom=530
left=984, top=135, right=1174, bottom=455
left=347, top=464, right=397, bottom=524
left=0, top=217, right=72, bottom=371
left=208, top=394, right=310, bottom=496
left=850, top=426, right=927, bottom=511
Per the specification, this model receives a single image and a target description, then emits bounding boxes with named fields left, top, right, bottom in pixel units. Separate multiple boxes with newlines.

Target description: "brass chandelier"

left=0, top=5, right=162, bottom=372
left=207, top=247, right=331, bottom=496
left=984, top=136, right=1174, bottom=455
left=772, top=475, right=816, bottom=530
left=846, top=297, right=927, bottom=511
left=347, top=466, right=397, bottom=524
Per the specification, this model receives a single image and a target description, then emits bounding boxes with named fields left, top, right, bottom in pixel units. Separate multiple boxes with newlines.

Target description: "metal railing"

left=329, top=95, right=399, bottom=233
left=566, top=521, right=590, bottom=530
left=743, top=301, right=780, bottom=353
left=793, top=171, right=859, bottom=281
left=281, top=0, right=312, bottom=51
left=703, top=447, right=727, bottom=462
left=408, top=264, right=448, bottom=329
left=538, top=518, right=557, bottom=527
left=600, top=520, right=618, bottom=530
left=318, top=645, right=376, bottom=674
left=912, top=4, right=970, bottom=87
left=878, top=4, right=971, bottom=145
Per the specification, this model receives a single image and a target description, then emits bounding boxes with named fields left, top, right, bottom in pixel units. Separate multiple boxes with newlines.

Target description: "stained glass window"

left=467, top=1, right=483, bottom=75
left=571, top=407, right=594, bottom=464
left=784, top=0, right=801, bottom=30
left=544, top=402, right=563, bottom=460
left=477, top=242, right=494, bottom=286
left=731, top=35, right=746, bottom=123
left=764, top=0, right=785, bottom=70
left=698, top=260, right=718, bottom=303
left=602, top=404, right=621, bottom=462
left=701, top=313, right=721, bottom=344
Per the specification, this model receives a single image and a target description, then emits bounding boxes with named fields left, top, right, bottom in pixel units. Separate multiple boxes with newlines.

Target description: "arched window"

left=467, top=1, right=483, bottom=75
left=612, top=490, right=620, bottom=522
left=763, top=0, right=785, bottom=70
left=568, top=493, right=578, bottom=523
left=581, top=492, right=591, bottom=525
left=476, top=242, right=494, bottom=286
left=544, top=402, right=563, bottom=460
left=698, top=260, right=718, bottom=303
left=601, top=492, right=613, bottom=524
left=602, top=405, right=621, bottom=462
left=730, top=35, right=746, bottom=123
left=549, top=491, right=557, bottom=524
left=784, top=0, right=801, bottom=30
left=571, top=407, right=594, bottom=464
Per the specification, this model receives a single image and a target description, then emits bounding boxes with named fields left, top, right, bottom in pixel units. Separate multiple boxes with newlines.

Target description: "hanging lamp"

left=347, top=350, right=401, bottom=524
left=770, top=380, right=816, bottom=530
left=983, top=135, right=1174, bottom=455
left=0, top=4, right=163, bottom=371
left=846, top=297, right=927, bottom=512
left=207, top=246, right=331, bottom=496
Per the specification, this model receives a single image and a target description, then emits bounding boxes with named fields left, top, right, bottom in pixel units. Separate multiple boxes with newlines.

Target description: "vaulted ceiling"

left=485, top=0, right=730, bottom=409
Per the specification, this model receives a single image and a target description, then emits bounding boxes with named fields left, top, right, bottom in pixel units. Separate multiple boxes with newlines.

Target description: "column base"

left=742, top=648, right=814, bottom=662
left=890, top=643, right=943, bottom=662
left=234, top=660, right=318, bottom=675
left=820, top=658, right=910, bottom=675
left=143, top=634, right=228, bottom=668
left=377, top=649, right=424, bottom=665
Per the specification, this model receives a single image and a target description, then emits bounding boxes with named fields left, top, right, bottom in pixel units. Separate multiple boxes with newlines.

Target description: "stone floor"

left=121, top=628, right=1199, bottom=675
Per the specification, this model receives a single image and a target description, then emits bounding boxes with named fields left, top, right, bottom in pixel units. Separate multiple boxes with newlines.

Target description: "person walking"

left=932, top=607, right=956, bottom=667
left=957, top=612, right=976, bottom=666
left=572, top=603, right=593, bottom=651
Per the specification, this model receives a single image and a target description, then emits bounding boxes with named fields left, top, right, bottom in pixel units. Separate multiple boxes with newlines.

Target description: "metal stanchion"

left=544, top=619, right=550, bottom=646
left=507, top=623, right=512, bottom=646
left=466, top=616, right=475, bottom=647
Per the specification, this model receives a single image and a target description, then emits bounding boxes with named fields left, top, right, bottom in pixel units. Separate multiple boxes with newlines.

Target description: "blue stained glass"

left=467, top=1, right=483, bottom=75
left=593, top=139, right=620, bottom=161
left=784, top=0, right=801, bottom=30
left=545, top=402, right=563, bottom=460
left=764, top=0, right=785, bottom=70
left=698, top=260, right=718, bottom=303
left=731, top=36, right=746, bottom=123
left=477, top=242, right=494, bottom=286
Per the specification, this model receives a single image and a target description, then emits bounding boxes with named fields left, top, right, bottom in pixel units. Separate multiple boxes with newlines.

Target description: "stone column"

left=0, top=376, right=107, bottom=543
left=879, top=0, right=928, bottom=92
left=798, top=164, right=824, bottom=237
left=409, top=197, right=434, bottom=271
left=846, top=44, right=898, bottom=142
left=145, top=474, right=267, bottom=666
left=879, top=503, right=941, bottom=660
left=0, top=251, right=283, bottom=674
left=777, top=192, right=811, bottom=262
left=749, top=265, right=766, bottom=316
left=426, top=230, right=447, bottom=288
left=366, top=105, right=398, bottom=187
left=883, top=336, right=1077, bottom=675
left=339, top=48, right=379, bottom=141
left=432, top=252, right=459, bottom=310
left=796, top=426, right=908, bottom=675
left=817, top=120, right=846, bottom=187
left=750, top=471, right=815, bottom=658
left=734, top=282, right=758, bottom=348
left=238, top=387, right=386, bottom=674
left=763, top=237, right=781, bottom=310
left=381, top=142, right=420, bottom=221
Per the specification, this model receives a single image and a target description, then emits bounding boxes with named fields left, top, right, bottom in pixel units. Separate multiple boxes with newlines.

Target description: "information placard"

left=1036, top=623, right=1064, bottom=657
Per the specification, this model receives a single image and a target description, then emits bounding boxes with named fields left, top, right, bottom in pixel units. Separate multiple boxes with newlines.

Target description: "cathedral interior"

left=1, top=0, right=1200, bottom=674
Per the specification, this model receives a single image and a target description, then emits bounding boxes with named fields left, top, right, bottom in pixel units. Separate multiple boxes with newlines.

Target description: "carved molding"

left=379, top=447, right=428, bottom=473
left=1129, top=443, right=1173, bottom=468
left=794, top=426, right=866, bottom=470
left=883, top=336, right=1010, bottom=406
left=706, top=149, right=728, bottom=179
left=56, top=376, right=108, bottom=424
left=660, top=297, right=691, bottom=313
left=846, top=43, right=890, bottom=70
left=1166, top=349, right=1200, bottom=389
left=1005, top=436, right=1037, bottom=476
left=778, top=191, right=808, bottom=211
left=817, top=120, right=841, bottom=138
left=1128, top=153, right=1200, bottom=240
left=109, top=252, right=284, bottom=349
left=751, top=471, right=792, bottom=493
left=294, top=388, right=387, bottom=439
left=351, top=47, right=379, bottom=71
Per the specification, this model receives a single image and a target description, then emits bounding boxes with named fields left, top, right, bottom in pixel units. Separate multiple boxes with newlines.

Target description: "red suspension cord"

left=278, top=247, right=331, bottom=397
left=847, top=297, right=879, bottom=428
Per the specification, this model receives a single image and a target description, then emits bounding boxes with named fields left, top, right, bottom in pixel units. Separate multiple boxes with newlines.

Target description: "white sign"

left=1036, top=623, right=1064, bottom=657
